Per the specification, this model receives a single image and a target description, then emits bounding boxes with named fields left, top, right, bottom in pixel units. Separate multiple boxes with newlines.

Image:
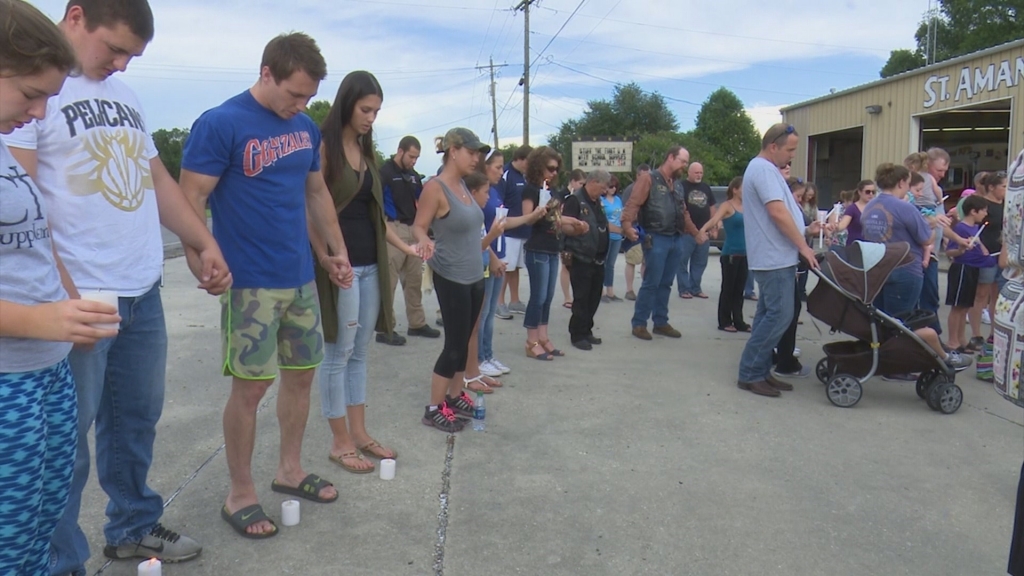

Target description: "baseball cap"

left=440, top=127, right=491, bottom=154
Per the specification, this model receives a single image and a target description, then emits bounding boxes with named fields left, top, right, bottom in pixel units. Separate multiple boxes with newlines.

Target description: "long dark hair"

left=525, top=146, right=562, bottom=187
left=321, top=70, right=383, bottom=185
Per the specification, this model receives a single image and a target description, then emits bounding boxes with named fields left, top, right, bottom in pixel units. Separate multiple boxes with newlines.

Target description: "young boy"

left=945, top=195, right=997, bottom=352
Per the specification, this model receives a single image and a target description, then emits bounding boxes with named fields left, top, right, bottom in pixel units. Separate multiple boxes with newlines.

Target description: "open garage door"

left=920, top=99, right=1011, bottom=204
left=807, top=127, right=864, bottom=206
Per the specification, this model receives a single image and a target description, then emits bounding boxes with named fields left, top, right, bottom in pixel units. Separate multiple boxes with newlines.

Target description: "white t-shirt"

left=0, top=139, right=72, bottom=372
left=3, top=75, right=162, bottom=296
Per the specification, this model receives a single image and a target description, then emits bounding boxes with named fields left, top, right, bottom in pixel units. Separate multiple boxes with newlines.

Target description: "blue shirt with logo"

left=182, top=91, right=321, bottom=289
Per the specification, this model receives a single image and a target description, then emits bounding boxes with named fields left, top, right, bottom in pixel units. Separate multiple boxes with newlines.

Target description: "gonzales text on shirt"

left=244, top=131, right=314, bottom=177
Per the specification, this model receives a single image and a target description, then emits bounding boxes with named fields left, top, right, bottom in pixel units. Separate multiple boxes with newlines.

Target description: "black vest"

left=564, top=189, right=609, bottom=263
left=640, top=169, right=685, bottom=235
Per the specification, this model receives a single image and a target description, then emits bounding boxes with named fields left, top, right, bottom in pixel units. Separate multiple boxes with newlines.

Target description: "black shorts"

left=945, top=262, right=979, bottom=308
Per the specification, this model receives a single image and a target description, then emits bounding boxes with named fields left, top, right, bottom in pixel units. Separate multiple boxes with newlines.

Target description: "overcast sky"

left=30, top=0, right=931, bottom=175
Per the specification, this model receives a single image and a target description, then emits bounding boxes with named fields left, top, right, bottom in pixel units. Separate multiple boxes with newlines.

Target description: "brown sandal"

left=539, top=339, right=565, bottom=357
left=526, top=341, right=553, bottom=361
left=329, top=451, right=375, bottom=474
left=357, top=440, right=397, bottom=460
left=480, top=374, right=503, bottom=388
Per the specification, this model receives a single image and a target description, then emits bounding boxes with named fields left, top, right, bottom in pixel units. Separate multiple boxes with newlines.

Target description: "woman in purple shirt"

left=833, top=179, right=875, bottom=245
left=860, top=165, right=933, bottom=317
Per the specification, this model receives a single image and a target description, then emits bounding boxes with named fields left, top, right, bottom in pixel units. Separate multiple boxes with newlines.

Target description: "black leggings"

left=718, top=254, right=749, bottom=330
left=432, top=272, right=485, bottom=379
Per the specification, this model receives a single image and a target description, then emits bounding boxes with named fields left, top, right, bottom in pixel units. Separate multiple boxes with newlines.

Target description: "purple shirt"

left=861, top=193, right=933, bottom=277
left=844, top=203, right=865, bottom=245
left=949, top=221, right=997, bottom=269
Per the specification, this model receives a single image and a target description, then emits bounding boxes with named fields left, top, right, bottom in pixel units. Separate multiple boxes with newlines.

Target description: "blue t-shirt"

left=182, top=91, right=321, bottom=289
left=483, top=185, right=506, bottom=259
left=502, top=165, right=529, bottom=239
left=861, top=192, right=933, bottom=277
left=602, top=195, right=623, bottom=241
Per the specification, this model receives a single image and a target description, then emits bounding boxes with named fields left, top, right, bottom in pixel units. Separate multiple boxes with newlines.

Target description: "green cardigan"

left=314, top=158, right=395, bottom=343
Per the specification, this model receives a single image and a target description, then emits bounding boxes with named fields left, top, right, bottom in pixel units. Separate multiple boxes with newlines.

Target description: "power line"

left=547, top=61, right=702, bottom=105
left=540, top=8, right=892, bottom=54
left=561, top=0, right=622, bottom=61
left=553, top=59, right=817, bottom=99
left=529, top=0, right=587, bottom=70
left=338, top=0, right=505, bottom=12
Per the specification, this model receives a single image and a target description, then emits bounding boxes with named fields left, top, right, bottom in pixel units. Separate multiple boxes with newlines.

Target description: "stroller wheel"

left=815, top=358, right=830, bottom=384
left=826, top=374, right=862, bottom=408
left=915, top=372, right=937, bottom=399
left=933, top=383, right=963, bottom=414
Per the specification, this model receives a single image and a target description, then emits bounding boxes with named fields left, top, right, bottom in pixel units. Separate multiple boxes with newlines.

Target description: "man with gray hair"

left=561, top=170, right=611, bottom=350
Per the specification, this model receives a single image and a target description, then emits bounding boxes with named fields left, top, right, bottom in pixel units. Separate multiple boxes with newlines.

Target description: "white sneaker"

left=489, top=357, right=511, bottom=374
left=982, top=309, right=991, bottom=325
left=793, top=347, right=801, bottom=358
left=479, top=360, right=503, bottom=377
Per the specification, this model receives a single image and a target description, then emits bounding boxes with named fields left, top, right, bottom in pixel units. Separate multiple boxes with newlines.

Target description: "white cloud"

left=745, top=105, right=787, bottom=136
left=29, top=0, right=926, bottom=176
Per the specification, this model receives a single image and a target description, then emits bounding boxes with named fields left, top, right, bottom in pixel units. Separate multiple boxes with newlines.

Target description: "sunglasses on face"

left=863, top=189, right=876, bottom=194
left=545, top=165, right=559, bottom=172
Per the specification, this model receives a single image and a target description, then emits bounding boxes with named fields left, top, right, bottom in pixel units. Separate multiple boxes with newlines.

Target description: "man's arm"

left=765, top=200, right=818, bottom=269
left=621, top=173, right=652, bottom=241
left=176, top=167, right=233, bottom=294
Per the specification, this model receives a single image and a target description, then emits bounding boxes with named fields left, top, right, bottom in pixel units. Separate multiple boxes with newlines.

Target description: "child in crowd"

left=462, top=171, right=507, bottom=392
left=945, top=195, right=997, bottom=353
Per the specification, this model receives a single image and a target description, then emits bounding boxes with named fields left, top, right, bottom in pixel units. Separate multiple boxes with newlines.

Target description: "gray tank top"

left=428, top=180, right=485, bottom=284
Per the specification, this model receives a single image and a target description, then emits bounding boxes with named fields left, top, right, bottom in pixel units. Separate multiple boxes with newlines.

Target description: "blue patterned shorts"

left=0, top=359, right=78, bottom=575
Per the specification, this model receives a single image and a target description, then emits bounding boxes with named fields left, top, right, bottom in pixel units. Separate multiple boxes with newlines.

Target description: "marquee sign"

left=571, top=141, right=633, bottom=172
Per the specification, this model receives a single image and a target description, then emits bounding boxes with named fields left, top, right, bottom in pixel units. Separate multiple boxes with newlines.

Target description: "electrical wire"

left=529, top=0, right=588, bottom=70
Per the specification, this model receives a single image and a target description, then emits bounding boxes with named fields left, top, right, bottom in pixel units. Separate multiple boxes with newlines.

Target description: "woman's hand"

left=415, top=239, right=435, bottom=261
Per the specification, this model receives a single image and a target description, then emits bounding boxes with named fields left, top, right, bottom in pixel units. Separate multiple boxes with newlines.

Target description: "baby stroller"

left=805, top=241, right=961, bottom=413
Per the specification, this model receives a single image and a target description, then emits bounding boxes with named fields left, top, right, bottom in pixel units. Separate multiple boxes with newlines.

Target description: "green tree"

left=548, top=82, right=678, bottom=167
left=630, top=132, right=731, bottom=185
left=692, top=88, right=760, bottom=181
left=305, top=100, right=331, bottom=126
left=880, top=49, right=927, bottom=78
left=880, top=0, right=1023, bottom=77
left=152, top=127, right=189, bottom=181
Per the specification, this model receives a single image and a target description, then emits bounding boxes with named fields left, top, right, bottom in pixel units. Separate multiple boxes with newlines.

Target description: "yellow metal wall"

left=783, top=44, right=1024, bottom=179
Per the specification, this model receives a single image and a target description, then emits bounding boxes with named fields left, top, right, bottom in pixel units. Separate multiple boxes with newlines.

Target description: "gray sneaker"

left=508, top=301, right=527, bottom=314
left=945, top=350, right=973, bottom=372
left=103, top=523, right=202, bottom=563
left=495, top=304, right=513, bottom=319
left=771, top=365, right=811, bottom=379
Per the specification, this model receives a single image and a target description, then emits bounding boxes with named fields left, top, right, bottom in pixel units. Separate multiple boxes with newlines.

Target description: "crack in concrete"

left=432, top=433, right=457, bottom=576
left=92, top=392, right=279, bottom=575
left=964, top=400, right=1024, bottom=428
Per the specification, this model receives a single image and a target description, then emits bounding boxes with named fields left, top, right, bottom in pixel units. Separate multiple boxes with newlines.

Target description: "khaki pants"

left=387, top=222, right=426, bottom=329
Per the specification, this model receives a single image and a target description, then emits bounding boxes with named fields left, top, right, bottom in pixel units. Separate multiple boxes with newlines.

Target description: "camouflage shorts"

left=221, top=282, right=324, bottom=380
left=625, top=244, right=644, bottom=266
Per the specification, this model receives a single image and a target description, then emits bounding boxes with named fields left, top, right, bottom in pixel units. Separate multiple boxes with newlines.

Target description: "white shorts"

left=502, top=237, right=527, bottom=270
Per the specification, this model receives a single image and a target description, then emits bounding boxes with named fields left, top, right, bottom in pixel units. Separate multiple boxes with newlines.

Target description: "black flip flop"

left=221, top=504, right=278, bottom=540
left=270, top=473, right=339, bottom=504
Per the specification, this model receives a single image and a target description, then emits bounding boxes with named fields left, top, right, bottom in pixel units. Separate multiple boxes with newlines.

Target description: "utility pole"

left=476, top=57, right=507, bottom=150
left=514, top=0, right=538, bottom=146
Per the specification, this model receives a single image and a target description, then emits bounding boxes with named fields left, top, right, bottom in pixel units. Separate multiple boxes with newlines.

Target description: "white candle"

left=138, top=558, right=161, bottom=576
left=379, top=458, right=396, bottom=480
left=79, top=291, right=120, bottom=331
left=281, top=499, right=300, bottom=526
left=973, top=223, right=987, bottom=240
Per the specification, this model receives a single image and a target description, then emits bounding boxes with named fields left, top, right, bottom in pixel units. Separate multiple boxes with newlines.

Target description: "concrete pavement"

left=79, top=255, right=1023, bottom=576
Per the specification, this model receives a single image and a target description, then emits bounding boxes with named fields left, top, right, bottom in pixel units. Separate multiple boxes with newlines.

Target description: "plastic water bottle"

left=472, top=392, right=486, bottom=431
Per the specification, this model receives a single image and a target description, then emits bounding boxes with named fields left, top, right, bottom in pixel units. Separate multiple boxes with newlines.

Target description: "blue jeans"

left=603, top=238, right=623, bottom=288
left=51, top=283, right=167, bottom=575
left=318, top=264, right=379, bottom=417
left=478, top=274, right=502, bottom=361
left=676, top=234, right=710, bottom=295
left=917, top=259, right=942, bottom=333
left=0, top=360, right=77, bottom=576
left=744, top=273, right=756, bottom=298
left=877, top=266, right=924, bottom=318
left=632, top=233, right=684, bottom=328
left=524, top=251, right=559, bottom=328
left=739, top=267, right=797, bottom=383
